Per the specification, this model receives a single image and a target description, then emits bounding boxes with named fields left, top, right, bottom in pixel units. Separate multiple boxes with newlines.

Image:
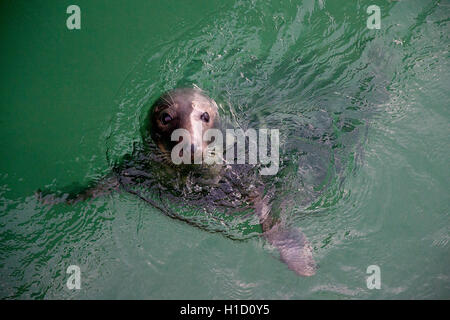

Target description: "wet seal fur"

left=38, top=87, right=316, bottom=277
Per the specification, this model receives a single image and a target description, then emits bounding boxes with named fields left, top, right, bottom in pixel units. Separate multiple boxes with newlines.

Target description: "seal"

left=38, top=87, right=316, bottom=277
left=148, top=88, right=315, bottom=276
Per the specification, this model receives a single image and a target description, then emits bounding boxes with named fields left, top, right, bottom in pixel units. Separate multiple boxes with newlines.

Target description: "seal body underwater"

left=38, top=87, right=316, bottom=276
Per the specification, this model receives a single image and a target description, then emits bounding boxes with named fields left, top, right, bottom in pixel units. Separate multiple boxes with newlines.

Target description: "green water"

left=1, top=0, right=449, bottom=299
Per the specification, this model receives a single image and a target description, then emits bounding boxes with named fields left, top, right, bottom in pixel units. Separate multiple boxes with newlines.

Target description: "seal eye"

left=200, top=112, right=210, bottom=123
left=161, top=113, right=172, bottom=125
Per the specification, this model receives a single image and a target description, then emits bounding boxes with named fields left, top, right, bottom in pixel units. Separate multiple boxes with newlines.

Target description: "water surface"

left=0, top=0, right=449, bottom=299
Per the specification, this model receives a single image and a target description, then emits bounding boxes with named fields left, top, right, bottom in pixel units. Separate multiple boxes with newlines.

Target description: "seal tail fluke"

left=264, top=225, right=316, bottom=276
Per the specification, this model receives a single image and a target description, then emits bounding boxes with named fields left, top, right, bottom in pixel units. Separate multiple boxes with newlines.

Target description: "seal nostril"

left=200, top=112, right=210, bottom=123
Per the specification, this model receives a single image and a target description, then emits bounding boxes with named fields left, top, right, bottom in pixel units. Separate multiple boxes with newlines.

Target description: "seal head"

left=147, top=88, right=220, bottom=162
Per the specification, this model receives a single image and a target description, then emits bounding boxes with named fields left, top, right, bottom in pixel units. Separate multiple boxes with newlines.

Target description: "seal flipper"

left=37, top=174, right=120, bottom=205
left=264, top=225, right=316, bottom=276
left=253, top=187, right=316, bottom=276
